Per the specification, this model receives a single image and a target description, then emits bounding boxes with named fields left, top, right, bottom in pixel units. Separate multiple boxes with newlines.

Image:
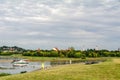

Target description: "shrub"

left=0, top=73, right=11, bottom=77
left=22, top=51, right=32, bottom=56
left=50, top=51, right=59, bottom=57
left=81, top=54, right=86, bottom=59
left=0, top=51, right=13, bottom=56
left=74, top=52, right=81, bottom=58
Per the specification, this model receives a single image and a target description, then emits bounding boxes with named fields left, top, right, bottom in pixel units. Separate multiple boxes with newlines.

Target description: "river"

left=0, top=56, right=106, bottom=74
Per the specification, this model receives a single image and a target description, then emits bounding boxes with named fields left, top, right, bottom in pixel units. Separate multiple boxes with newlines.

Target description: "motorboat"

left=12, top=59, right=29, bottom=66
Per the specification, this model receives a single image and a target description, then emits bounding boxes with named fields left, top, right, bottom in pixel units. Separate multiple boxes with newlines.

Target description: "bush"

left=0, top=73, right=11, bottom=77
left=81, top=54, right=86, bottom=59
left=22, top=51, right=32, bottom=56
left=50, top=51, right=59, bottom=57
left=0, top=51, right=13, bottom=56
left=67, top=51, right=75, bottom=58
left=59, top=54, right=65, bottom=58
left=74, top=52, right=81, bottom=58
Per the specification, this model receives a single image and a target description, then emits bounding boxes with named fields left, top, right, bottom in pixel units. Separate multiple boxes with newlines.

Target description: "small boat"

left=12, top=59, right=29, bottom=66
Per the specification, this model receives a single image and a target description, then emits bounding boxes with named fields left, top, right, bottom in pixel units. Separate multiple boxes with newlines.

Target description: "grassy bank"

left=1, top=58, right=120, bottom=80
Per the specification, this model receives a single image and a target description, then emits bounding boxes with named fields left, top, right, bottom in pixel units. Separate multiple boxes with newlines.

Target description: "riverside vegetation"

left=0, top=46, right=120, bottom=58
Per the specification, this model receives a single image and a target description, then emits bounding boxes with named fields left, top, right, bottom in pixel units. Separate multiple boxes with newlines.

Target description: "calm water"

left=0, top=57, right=105, bottom=74
left=0, top=59, right=51, bottom=74
left=0, top=59, right=82, bottom=74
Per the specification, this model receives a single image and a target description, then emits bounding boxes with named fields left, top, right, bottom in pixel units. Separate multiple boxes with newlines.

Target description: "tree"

left=74, top=52, right=81, bottom=58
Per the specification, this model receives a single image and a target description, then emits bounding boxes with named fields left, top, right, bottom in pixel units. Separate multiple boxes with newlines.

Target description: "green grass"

left=1, top=58, right=120, bottom=80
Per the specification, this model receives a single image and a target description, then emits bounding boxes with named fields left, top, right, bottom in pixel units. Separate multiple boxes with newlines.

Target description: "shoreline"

left=0, top=60, right=12, bottom=62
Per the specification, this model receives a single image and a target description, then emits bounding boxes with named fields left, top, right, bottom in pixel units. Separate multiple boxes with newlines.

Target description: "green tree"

left=74, top=52, right=81, bottom=58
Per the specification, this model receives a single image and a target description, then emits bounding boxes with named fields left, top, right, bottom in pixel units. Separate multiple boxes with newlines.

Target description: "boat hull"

left=12, top=59, right=29, bottom=67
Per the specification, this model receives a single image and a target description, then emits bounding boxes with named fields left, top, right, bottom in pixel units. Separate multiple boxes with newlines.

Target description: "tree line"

left=0, top=46, right=120, bottom=58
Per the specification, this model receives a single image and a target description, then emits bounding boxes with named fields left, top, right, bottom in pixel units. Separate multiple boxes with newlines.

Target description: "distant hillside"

left=0, top=46, right=26, bottom=52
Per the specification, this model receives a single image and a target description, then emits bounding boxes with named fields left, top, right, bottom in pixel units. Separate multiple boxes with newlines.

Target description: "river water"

left=0, top=56, right=105, bottom=74
left=0, top=60, right=51, bottom=74
left=0, top=59, right=82, bottom=74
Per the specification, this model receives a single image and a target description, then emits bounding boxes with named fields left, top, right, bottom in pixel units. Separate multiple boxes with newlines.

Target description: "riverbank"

left=1, top=54, right=108, bottom=62
left=0, top=58, right=120, bottom=80
left=0, top=60, right=12, bottom=63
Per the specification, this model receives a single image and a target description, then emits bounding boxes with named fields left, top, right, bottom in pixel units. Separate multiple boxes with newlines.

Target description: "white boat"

left=12, top=59, right=29, bottom=66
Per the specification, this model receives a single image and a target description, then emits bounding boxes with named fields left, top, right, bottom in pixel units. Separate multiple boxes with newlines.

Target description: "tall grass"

left=1, top=58, right=120, bottom=80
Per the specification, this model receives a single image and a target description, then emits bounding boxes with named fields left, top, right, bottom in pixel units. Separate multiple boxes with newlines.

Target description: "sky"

left=0, top=0, right=120, bottom=50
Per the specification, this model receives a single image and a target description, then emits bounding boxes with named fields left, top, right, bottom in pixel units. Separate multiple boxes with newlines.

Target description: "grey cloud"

left=0, top=0, right=120, bottom=50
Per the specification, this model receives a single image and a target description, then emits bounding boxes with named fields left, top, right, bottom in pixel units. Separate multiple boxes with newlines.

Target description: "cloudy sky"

left=0, top=0, right=120, bottom=50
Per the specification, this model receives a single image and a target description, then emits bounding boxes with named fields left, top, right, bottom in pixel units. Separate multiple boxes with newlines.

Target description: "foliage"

left=50, top=51, right=59, bottom=57
left=0, top=51, right=13, bottom=56
left=0, top=73, right=11, bottom=77
left=1, top=46, right=120, bottom=58
left=74, top=52, right=81, bottom=58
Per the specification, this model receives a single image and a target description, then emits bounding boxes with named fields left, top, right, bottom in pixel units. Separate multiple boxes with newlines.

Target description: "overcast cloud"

left=0, top=0, right=120, bottom=50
